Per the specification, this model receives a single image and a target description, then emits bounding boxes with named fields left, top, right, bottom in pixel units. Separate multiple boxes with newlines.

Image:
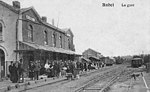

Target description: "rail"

left=74, top=66, right=125, bottom=92
left=99, top=70, right=125, bottom=92
left=3, top=66, right=116, bottom=92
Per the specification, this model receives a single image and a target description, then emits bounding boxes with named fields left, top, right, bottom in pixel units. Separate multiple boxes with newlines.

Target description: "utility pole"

left=57, top=11, right=60, bottom=28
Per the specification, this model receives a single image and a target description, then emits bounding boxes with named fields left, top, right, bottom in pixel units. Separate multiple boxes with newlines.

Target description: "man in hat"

left=34, top=60, right=41, bottom=80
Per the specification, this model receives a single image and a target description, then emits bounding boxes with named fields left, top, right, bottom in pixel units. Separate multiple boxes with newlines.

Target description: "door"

left=0, top=49, right=5, bottom=78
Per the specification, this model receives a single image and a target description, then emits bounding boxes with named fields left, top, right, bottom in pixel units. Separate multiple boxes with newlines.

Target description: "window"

left=59, top=36, right=62, bottom=48
left=44, top=30, right=48, bottom=45
left=68, top=38, right=71, bottom=49
left=0, top=23, right=2, bottom=41
left=52, top=33, right=56, bottom=47
left=28, top=25, right=33, bottom=42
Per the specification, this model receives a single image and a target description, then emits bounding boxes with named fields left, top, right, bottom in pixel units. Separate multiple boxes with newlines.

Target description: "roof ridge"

left=20, top=6, right=66, bottom=34
left=0, top=1, right=68, bottom=34
left=0, top=0, right=20, bottom=13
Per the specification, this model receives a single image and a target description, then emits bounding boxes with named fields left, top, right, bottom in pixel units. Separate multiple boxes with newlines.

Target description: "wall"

left=0, top=4, right=18, bottom=61
left=66, top=29, right=75, bottom=51
left=22, top=9, right=72, bottom=50
left=83, top=49, right=99, bottom=59
left=0, top=4, right=19, bottom=76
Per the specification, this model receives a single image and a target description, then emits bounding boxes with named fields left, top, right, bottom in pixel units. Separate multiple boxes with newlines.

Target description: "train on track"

left=131, top=57, right=144, bottom=68
left=104, top=57, right=115, bottom=66
left=115, top=57, right=124, bottom=64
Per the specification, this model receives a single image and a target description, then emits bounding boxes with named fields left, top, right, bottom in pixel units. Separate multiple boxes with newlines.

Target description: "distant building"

left=0, top=1, right=79, bottom=78
left=82, top=48, right=103, bottom=62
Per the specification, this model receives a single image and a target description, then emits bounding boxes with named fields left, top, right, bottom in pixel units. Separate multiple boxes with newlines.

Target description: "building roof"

left=87, top=48, right=101, bottom=54
left=82, top=48, right=102, bottom=58
left=20, top=7, right=66, bottom=34
left=81, top=57, right=91, bottom=62
left=62, top=28, right=74, bottom=37
left=0, top=0, right=19, bottom=13
left=16, top=41, right=77, bottom=55
left=20, top=7, right=32, bottom=13
left=0, top=1, right=67, bottom=34
left=132, top=58, right=143, bottom=61
left=89, top=56, right=100, bottom=61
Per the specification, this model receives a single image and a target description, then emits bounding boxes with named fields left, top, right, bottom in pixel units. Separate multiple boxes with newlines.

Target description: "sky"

left=4, top=0, right=150, bottom=56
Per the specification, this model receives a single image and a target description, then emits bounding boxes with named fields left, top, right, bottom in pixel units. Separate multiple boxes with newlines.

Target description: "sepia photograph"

left=0, top=0, right=150, bottom=92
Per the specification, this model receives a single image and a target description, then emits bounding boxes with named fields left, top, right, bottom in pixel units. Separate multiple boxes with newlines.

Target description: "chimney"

left=41, top=16, right=47, bottom=22
left=12, top=1, right=20, bottom=9
left=52, top=19, right=55, bottom=26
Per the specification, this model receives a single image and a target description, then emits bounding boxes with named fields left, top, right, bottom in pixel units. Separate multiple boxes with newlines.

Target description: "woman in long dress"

left=12, top=62, right=19, bottom=83
left=9, top=61, right=13, bottom=82
left=29, top=62, right=35, bottom=80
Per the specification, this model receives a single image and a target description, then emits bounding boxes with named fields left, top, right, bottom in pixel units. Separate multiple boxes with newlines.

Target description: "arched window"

left=44, top=30, right=48, bottom=45
left=52, top=33, right=56, bottom=47
left=28, top=25, right=33, bottom=42
left=59, top=36, right=62, bottom=48
left=0, top=23, right=2, bottom=41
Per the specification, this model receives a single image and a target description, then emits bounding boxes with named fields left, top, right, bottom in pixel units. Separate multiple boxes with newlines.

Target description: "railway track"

left=74, top=66, right=127, bottom=92
left=126, top=78, right=133, bottom=92
left=81, top=65, right=117, bottom=77
left=99, top=69, right=134, bottom=92
left=9, top=66, right=117, bottom=92
left=74, top=66, right=136, bottom=92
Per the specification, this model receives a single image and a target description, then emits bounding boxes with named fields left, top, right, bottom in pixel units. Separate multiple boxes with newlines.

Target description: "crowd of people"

left=40, top=60, right=104, bottom=79
left=28, top=60, right=41, bottom=80
left=9, top=59, right=104, bottom=83
left=9, top=59, right=41, bottom=83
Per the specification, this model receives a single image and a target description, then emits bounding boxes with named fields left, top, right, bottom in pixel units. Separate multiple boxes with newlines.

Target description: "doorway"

left=0, top=49, right=5, bottom=78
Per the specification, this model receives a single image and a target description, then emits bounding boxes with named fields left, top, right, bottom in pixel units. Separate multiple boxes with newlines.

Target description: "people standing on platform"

left=44, top=60, right=50, bottom=70
left=80, top=62, right=84, bottom=73
left=47, top=62, right=54, bottom=77
left=62, top=62, right=67, bottom=77
left=51, top=62, right=55, bottom=77
left=59, top=60, right=63, bottom=77
left=53, top=60, right=58, bottom=77
left=34, top=60, right=41, bottom=80
left=88, top=63, right=91, bottom=70
left=44, top=60, right=50, bottom=75
left=64, top=61, right=67, bottom=67
left=18, top=59, right=24, bottom=83
left=65, top=61, right=70, bottom=73
left=56, top=61, right=61, bottom=77
left=132, top=73, right=136, bottom=80
left=40, top=64, right=46, bottom=75
left=29, top=61, right=35, bottom=80
left=73, top=61, right=78, bottom=78
left=99, top=62, right=102, bottom=68
left=84, top=63, right=87, bottom=71
left=102, top=62, right=104, bottom=68
left=76, top=61, right=80, bottom=70
left=11, top=62, right=19, bottom=83
left=68, top=60, right=71, bottom=73
left=9, top=61, right=14, bottom=82
left=69, top=61, right=75, bottom=77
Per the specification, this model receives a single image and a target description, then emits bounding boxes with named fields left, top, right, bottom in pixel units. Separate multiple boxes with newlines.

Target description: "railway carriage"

left=104, top=58, right=115, bottom=66
left=131, top=58, right=144, bottom=68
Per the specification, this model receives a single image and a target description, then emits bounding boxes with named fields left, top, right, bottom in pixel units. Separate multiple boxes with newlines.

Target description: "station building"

left=0, top=1, right=79, bottom=78
left=82, top=48, right=103, bottom=63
